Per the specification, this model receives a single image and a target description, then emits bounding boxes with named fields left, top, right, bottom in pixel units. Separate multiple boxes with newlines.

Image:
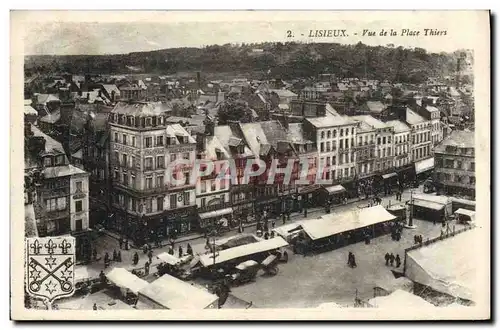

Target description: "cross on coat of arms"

left=25, top=237, right=76, bottom=303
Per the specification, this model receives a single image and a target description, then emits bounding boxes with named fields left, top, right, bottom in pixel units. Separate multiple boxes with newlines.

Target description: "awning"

left=412, top=199, right=445, bottom=211
left=415, top=157, right=435, bottom=174
left=199, top=207, right=233, bottom=220
left=454, top=208, right=475, bottom=221
left=297, top=184, right=322, bottom=194
left=382, top=172, right=397, bottom=180
left=324, top=185, right=346, bottom=195
left=106, top=267, right=149, bottom=295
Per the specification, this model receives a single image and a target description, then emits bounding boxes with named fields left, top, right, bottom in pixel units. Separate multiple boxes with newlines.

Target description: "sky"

left=17, top=11, right=486, bottom=56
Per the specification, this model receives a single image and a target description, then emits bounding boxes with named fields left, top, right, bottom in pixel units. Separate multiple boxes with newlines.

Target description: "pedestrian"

left=205, top=237, right=210, bottom=249
left=395, top=254, right=401, bottom=268
left=389, top=253, right=395, bottom=267
left=133, top=252, right=139, bottom=265
left=271, top=219, right=276, bottom=229
left=168, top=247, right=174, bottom=255
left=351, top=254, right=357, bottom=268
left=385, top=253, right=390, bottom=266
left=148, top=250, right=153, bottom=263
left=117, top=251, right=122, bottom=262
left=287, top=211, right=291, bottom=221
left=419, top=235, right=423, bottom=244
left=264, top=222, right=269, bottom=232
left=270, top=231, right=275, bottom=238
left=144, top=261, right=150, bottom=275
left=413, top=235, right=417, bottom=244
left=347, top=252, right=353, bottom=266
left=113, top=249, right=118, bottom=262
left=104, top=252, right=110, bottom=264
left=178, top=245, right=183, bottom=258
left=264, top=232, right=269, bottom=240
left=304, top=208, right=308, bottom=218
left=433, top=218, right=436, bottom=225
left=99, top=270, right=106, bottom=285
left=143, top=244, right=148, bottom=254
left=119, top=237, right=123, bottom=250
left=92, top=248, right=97, bottom=261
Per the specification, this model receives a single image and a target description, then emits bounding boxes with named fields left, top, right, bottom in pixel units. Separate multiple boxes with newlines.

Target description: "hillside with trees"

left=24, top=42, right=470, bottom=84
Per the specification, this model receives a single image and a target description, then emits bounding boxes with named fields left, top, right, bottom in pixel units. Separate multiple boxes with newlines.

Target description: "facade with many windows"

left=386, top=120, right=411, bottom=169
left=406, top=108, right=432, bottom=162
left=433, top=130, right=475, bottom=199
left=109, top=101, right=197, bottom=244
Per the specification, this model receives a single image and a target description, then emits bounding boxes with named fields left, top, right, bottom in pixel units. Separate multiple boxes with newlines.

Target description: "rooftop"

left=406, top=108, right=427, bottom=125
left=306, top=115, right=356, bottom=128
left=435, top=130, right=475, bottom=152
left=386, top=120, right=411, bottom=133
left=350, top=115, right=388, bottom=129
left=111, top=101, right=171, bottom=117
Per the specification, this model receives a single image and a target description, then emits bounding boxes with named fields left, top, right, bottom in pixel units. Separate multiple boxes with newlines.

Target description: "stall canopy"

left=199, top=207, right=233, bottom=220
left=106, top=267, right=148, bottom=295
left=454, top=208, right=476, bottom=221
left=272, top=222, right=303, bottom=240
left=198, top=237, right=288, bottom=267
left=157, top=252, right=182, bottom=265
left=301, top=205, right=396, bottom=241
left=138, top=274, right=218, bottom=309
left=324, top=185, right=346, bottom=195
left=412, top=199, right=445, bottom=211
left=368, top=289, right=434, bottom=308
left=405, top=229, right=477, bottom=302
left=382, top=172, right=397, bottom=180
left=297, top=184, right=322, bottom=195
left=415, top=157, right=435, bottom=175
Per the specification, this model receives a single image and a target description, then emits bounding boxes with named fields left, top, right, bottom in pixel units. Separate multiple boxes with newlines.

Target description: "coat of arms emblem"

left=25, top=237, right=76, bottom=302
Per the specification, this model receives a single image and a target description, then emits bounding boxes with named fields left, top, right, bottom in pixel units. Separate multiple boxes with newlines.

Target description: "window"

left=114, top=151, right=119, bottom=164
left=183, top=152, right=190, bottom=160
left=146, top=118, right=152, bottom=126
left=333, top=130, right=337, bottom=137
left=469, top=176, right=476, bottom=185
left=201, top=181, right=206, bottom=193
left=170, top=194, right=177, bottom=209
left=211, top=180, right=216, bottom=191
left=320, top=143, right=324, bottom=153
left=131, top=198, right=136, bottom=211
left=157, top=197, right=164, bottom=211
left=185, top=172, right=191, bottom=185
left=43, top=157, right=52, bottom=166
left=201, top=197, right=206, bottom=207
left=114, top=133, right=118, bottom=142
left=383, top=137, right=386, bottom=144
left=156, top=136, right=164, bottom=146
left=144, top=157, right=153, bottom=170
left=351, top=128, right=354, bottom=135
left=456, top=160, right=462, bottom=169
left=75, top=219, right=82, bottom=231
left=388, top=136, right=391, bottom=143
left=131, top=156, right=136, bottom=168
left=220, top=179, right=226, bottom=190
left=122, top=134, right=127, bottom=145
left=345, top=129, right=349, bottom=136
left=378, top=137, right=381, bottom=145
left=157, top=175, right=164, bottom=187
left=75, top=181, right=82, bottom=193
left=445, top=159, right=454, bottom=168
left=146, top=199, right=152, bottom=213
left=131, top=174, right=135, bottom=188
left=146, top=177, right=153, bottom=189
left=326, top=141, right=331, bottom=152
left=75, top=200, right=83, bottom=212
left=470, top=162, right=475, bottom=171
left=55, top=155, right=65, bottom=165
left=157, top=155, right=164, bottom=169
left=321, top=131, right=325, bottom=139
left=122, top=154, right=128, bottom=167
left=340, top=129, right=344, bottom=136
left=114, top=170, right=119, bottom=180
left=145, top=137, right=152, bottom=148
left=171, top=154, right=177, bottom=162
left=123, top=174, right=128, bottom=186
left=132, top=136, right=136, bottom=147
left=183, top=192, right=190, bottom=206
left=344, top=168, right=348, bottom=177
left=327, top=130, right=331, bottom=138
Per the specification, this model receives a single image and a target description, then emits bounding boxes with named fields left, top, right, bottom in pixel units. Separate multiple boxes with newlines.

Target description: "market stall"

left=454, top=208, right=476, bottom=225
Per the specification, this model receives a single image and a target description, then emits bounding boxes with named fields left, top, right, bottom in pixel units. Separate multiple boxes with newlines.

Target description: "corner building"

left=109, top=101, right=197, bottom=245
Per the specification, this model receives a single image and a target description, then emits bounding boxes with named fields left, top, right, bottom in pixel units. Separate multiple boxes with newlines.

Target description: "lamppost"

left=404, top=189, right=417, bottom=229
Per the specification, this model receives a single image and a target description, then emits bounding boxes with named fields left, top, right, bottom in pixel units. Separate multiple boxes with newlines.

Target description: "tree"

left=217, top=99, right=254, bottom=125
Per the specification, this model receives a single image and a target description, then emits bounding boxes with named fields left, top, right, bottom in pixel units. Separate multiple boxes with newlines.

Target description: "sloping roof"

left=214, top=125, right=253, bottom=157
left=434, top=130, right=475, bottom=152
left=302, top=205, right=396, bottom=241
left=198, top=237, right=288, bottom=267
left=286, top=123, right=313, bottom=144
left=269, top=89, right=297, bottom=98
left=239, top=121, right=290, bottom=157
left=405, top=229, right=478, bottom=301
left=106, top=268, right=148, bottom=295
left=111, top=101, right=171, bottom=117
left=165, top=124, right=196, bottom=144
left=425, top=105, right=440, bottom=113
left=31, top=125, right=65, bottom=156
left=139, top=274, right=218, bottom=309
left=204, top=136, right=231, bottom=160
left=42, top=164, right=87, bottom=179
left=350, top=115, right=387, bottom=129
left=24, top=105, right=38, bottom=116
left=101, top=84, right=121, bottom=96
left=35, top=94, right=60, bottom=105
left=406, top=108, right=426, bottom=125
left=306, top=115, right=356, bottom=128
left=365, top=101, right=387, bottom=113
left=386, top=120, right=411, bottom=133
left=39, top=110, right=61, bottom=124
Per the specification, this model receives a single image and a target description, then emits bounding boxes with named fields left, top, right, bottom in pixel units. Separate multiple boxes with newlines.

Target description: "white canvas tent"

left=105, top=267, right=148, bottom=295
left=405, top=229, right=477, bottom=302
left=454, top=208, right=476, bottom=222
left=301, top=205, right=396, bottom=241
left=368, top=289, right=434, bottom=308
left=138, top=274, right=218, bottom=309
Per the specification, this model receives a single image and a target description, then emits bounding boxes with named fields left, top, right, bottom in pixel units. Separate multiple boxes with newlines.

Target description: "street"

left=77, top=184, right=461, bottom=308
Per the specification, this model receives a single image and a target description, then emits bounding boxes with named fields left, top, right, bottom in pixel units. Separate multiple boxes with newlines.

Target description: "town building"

left=386, top=120, right=412, bottom=169
left=433, top=130, right=475, bottom=199
left=24, top=123, right=92, bottom=261
left=195, top=116, right=233, bottom=230
left=108, top=101, right=197, bottom=244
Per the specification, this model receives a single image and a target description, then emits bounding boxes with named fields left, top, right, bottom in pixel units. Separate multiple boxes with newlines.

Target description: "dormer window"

left=43, top=157, right=52, bottom=167
left=146, top=117, right=152, bottom=126
left=130, top=117, right=135, bottom=127
left=55, top=155, right=65, bottom=165
left=114, top=114, right=118, bottom=123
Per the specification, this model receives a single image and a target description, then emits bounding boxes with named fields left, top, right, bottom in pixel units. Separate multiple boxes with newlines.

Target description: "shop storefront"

left=164, top=205, right=198, bottom=238
left=415, top=157, right=435, bottom=183
left=322, top=184, right=347, bottom=205
left=198, top=207, right=234, bottom=231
